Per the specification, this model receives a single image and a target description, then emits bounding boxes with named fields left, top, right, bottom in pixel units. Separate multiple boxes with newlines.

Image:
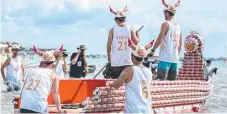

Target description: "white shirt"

left=159, top=21, right=181, bottom=63
left=20, top=68, right=53, bottom=113
left=53, top=60, right=64, bottom=79
left=124, top=66, right=152, bottom=113
left=6, top=56, right=22, bottom=84
left=111, top=25, right=133, bottom=67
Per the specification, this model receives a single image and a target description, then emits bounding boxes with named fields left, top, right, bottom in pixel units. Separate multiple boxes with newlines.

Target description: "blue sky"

left=1, top=0, right=227, bottom=57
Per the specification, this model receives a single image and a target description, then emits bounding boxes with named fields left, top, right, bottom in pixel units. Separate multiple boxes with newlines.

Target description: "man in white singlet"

left=1, top=44, right=25, bottom=92
left=20, top=51, right=65, bottom=113
left=148, top=0, right=182, bottom=80
left=111, top=46, right=153, bottom=113
left=107, top=6, right=140, bottom=79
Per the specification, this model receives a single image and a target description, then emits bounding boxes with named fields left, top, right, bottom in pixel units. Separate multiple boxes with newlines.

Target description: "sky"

left=1, top=0, right=227, bottom=57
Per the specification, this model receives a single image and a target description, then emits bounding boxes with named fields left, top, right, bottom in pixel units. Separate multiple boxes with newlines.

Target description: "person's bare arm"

left=71, top=51, right=80, bottom=65
left=51, top=72, right=62, bottom=112
left=62, top=57, right=67, bottom=72
left=111, top=67, right=133, bottom=89
left=21, top=60, right=25, bottom=81
left=178, top=32, right=183, bottom=55
left=1, top=58, right=10, bottom=81
left=107, top=28, right=114, bottom=62
left=131, top=29, right=139, bottom=45
left=152, top=22, right=169, bottom=50
left=53, top=55, right=62, bottom=68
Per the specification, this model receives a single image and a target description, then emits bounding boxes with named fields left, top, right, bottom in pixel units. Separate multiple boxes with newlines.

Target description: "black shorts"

left=111, top=65, right=132, bottom=79
left=69, top=72, right=86, bottom=78
left=20, top=109, right=39, bottom=113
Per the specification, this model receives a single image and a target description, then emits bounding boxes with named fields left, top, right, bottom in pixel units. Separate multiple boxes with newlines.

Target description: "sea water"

left=1, top=56, right=227, bottom=113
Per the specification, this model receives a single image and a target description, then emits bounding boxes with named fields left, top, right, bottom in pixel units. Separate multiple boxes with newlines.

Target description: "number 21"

left=26, top=79, right=40, bottom=91
left=118, top=41, right=127, bottom=51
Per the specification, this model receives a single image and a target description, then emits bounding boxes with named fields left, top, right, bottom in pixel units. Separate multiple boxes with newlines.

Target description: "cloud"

left=1, top=0, right=227, bottom=57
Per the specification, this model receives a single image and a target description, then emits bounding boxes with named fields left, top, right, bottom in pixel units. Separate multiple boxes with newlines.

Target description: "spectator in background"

left=52, top=53, right=67, bottom=79
left=70, top=45, right=88, bottom=78
left=1, top=44, right=25, bottom=92
left=204, top=60, right=217, bottom=81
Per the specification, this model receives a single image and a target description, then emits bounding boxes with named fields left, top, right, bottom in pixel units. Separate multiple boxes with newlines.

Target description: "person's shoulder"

left=5, top=57, right=11, bottom=63
left=162, top=22, right=169, bottom=27
left=123, top=66, right=134, bottom=74
left=109, top=28, right=114, bottom=32
left=71, top=52, right=77, bottom=56
left=6, top=56, right=11, bottom=61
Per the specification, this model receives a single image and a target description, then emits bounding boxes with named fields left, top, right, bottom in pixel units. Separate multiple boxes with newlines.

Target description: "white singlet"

left=53, top=60, right=64, bottom=79
left=6, top=56, right=22, bottom=84
left=159, top=21, right=181, bottom=63
left=111, top=25, right=133, bottom=67
left=124, top=66, right=152, bottom=113
left=20, top=68, right=53, bottom=113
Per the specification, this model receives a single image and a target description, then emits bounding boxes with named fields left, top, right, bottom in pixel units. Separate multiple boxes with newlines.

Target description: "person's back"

left=125, top=66, right=152, bottom=113
left=20, top=68, right=52, bottom=113
left=111, top=25, right=133, bottom=66
left=159, top=21, right=181, bottom=63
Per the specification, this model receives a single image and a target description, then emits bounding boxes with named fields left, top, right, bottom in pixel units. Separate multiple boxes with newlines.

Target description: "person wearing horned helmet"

left=110, top=45, right=153, bottom=113
left=33, top=45, right=67, bottom=79
left=107, top=6, right=140, bottom=79
left=148, top=0, right=183, bottom=80
left=20, top=51, right=65, bottom=113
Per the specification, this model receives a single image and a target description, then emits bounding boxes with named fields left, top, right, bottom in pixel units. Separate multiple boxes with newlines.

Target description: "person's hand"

left=77, top=49, right=81, bottom=54
left=62, top=55, right=66, bottom=59
left=108, top=56, right=111, bottom=63
left=57, top=54, right=63, bottom=61
left=85, top=68, right=88, bottom=73
left=147, top=51, right=154, bottom=57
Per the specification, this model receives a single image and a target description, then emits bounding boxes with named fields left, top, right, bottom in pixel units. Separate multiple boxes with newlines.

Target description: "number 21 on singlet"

left=118, top=41, right=127, bottom=51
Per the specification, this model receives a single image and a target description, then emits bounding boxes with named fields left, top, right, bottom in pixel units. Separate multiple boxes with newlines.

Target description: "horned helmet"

left=162, top=0, right=180, bottom=13
left=128, top=39, right=155, bottom=58
left=109, top=6, right=128, bottom=18
left=33, top=45, right=64, bottom=58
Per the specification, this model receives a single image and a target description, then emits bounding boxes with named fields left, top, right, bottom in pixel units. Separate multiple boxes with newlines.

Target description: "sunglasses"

left=12, top=49, right=19, bottom=51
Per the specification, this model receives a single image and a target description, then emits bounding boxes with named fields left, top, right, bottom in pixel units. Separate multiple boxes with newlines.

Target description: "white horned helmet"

left=33, top=45, right=64, bottom=57
left=109, top=6, right=128, bottom=18
left=162, top=0, right=180, bottom=13
left=128, top=39, right=155, bottom=58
